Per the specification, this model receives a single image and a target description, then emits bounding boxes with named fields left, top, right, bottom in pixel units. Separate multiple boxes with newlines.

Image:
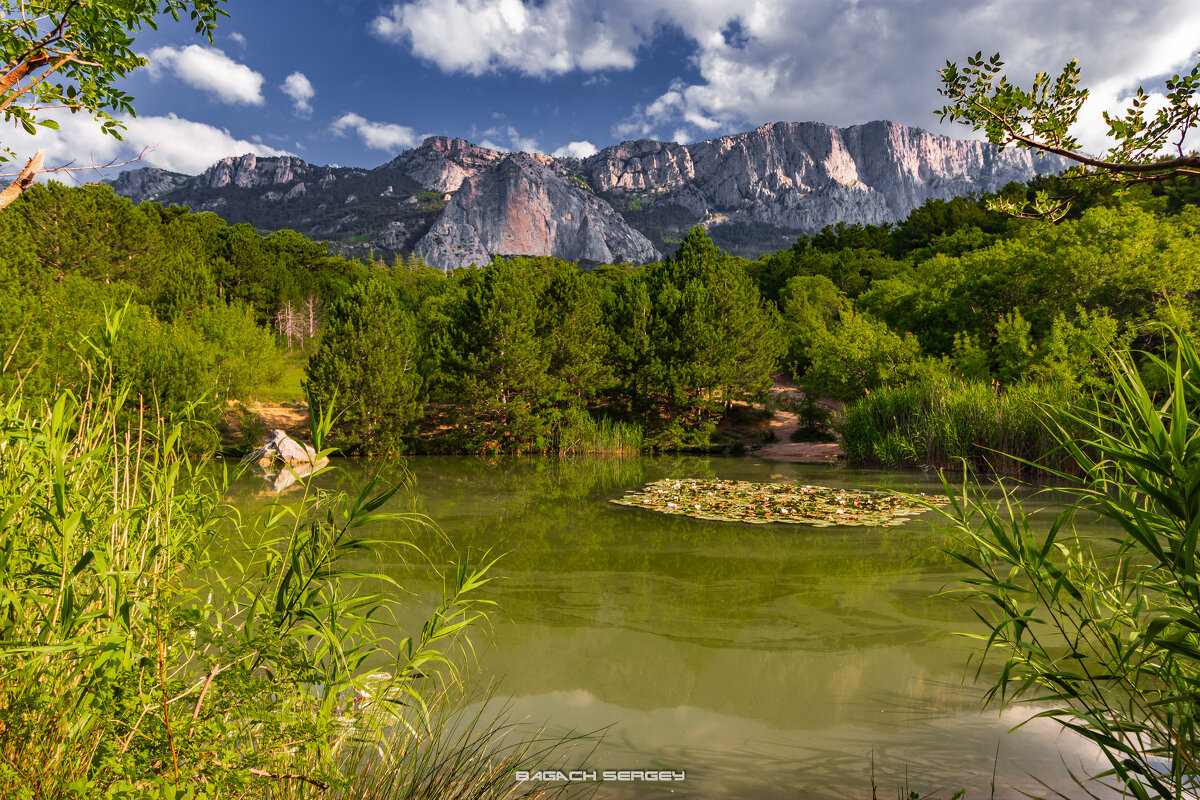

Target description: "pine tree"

left=435, top=257, right=610, bottom=452
left=617, top=227, right=785, bottom=428
left=304, top=280, right=423, bottom=455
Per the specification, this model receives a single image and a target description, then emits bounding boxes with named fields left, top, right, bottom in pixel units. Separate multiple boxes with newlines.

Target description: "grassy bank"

left=836, top=378, right=1083, bottom=475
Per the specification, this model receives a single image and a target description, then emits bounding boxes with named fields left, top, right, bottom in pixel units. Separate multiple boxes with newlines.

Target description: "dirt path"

left=751, top=379, right=843, bottom=464
left=221, top=402, right=311, bottom=449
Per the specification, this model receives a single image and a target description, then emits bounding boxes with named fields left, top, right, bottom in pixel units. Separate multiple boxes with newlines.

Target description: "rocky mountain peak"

left=415, top=152, right=659, bottom=272
left=106, top=167, right=190, bottom=204
left=583, top=119, right=1065, bottom=229
left=384, top=136, right=505, bottom=193
left=200, top=154, right=315, bottom=190
left=107, top=119, right=1065, bottom=267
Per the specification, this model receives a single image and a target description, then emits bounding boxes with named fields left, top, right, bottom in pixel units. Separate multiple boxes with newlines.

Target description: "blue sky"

left=10, top=0, right=1200, bottom=176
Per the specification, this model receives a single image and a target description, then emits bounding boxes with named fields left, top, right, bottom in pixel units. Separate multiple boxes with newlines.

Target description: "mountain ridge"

left=108, top=120, right=1065, bottom=269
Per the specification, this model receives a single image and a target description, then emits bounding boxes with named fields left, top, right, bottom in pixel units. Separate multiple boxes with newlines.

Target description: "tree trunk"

left=0, top=150, right=43, bottom=211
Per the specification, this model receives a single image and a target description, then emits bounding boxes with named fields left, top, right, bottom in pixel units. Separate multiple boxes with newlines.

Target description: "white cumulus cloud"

left=370, top=0, right=1200, bottom=156
left=371, top=0, right=643, bottom=76
left=613, top=0, right=1200, bottom=151
left=4, top=111, right=290, bottom=178
left=281, top=72, right=315, bottom=117
left=145, top=45, right=265, bottom=105
left=331, top=113, right=420, bottom=151
left=478, top=124, right=539, bottom=153
left=551, top=140, right=598, bottom=158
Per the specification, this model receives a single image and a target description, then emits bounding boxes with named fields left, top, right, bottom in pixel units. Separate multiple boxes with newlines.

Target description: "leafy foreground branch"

left=939, top=326, right=1200, bottom=798
left=0, top=323, right=581, bottom=798
left=937, top=50, right=1200, bottom=219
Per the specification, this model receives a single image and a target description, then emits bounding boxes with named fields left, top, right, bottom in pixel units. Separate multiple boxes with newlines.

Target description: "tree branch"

left=0, top=146, right=157, bottom=182
left=0, top=52, right=51, bottom=95
left=950, top=85, right=1200, bottom=175
left=212, top=761, right=330, bottom=790
left=0, top=148, right=41, bottom=210
left=0, top=50, right=80, bottom=113
left=247, top=767, right=329, bottom=790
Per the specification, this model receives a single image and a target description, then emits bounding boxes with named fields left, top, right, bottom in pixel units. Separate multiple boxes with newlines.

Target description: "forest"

left=2, top=173, right=1197, bottom=470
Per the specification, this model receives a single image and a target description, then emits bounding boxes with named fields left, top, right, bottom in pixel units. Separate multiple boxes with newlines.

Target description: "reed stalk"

left=0, top=311, right=553, bottom=799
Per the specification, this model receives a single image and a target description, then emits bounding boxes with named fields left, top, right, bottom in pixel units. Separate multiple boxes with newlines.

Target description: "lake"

left=227, top=455, right=1112, bottom=799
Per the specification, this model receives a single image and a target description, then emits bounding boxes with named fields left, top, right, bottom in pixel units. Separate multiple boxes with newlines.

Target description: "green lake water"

left=226, top=455, right=1114, bottom=799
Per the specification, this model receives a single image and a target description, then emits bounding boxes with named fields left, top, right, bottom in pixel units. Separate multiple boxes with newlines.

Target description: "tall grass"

left=553, top=410, right=644, bottom=456
left=0, top=313, right=574, bottom=798
left=837, top=377, right=1081, bottom=475
left=938, top=326, right=1200, bottom=798
left=277, top=685, right=598, bottom=800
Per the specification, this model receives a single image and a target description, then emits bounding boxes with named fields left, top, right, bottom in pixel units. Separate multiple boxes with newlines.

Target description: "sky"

left=8, top=0, right=1200, bottom=178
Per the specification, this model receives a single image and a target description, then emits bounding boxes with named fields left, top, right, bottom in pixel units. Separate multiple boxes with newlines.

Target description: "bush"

left=803, top=309, right=929, bottom=401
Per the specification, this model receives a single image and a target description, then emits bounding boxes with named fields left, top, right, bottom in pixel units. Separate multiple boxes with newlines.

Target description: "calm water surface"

left=228, top=456, right=1112, bottom=799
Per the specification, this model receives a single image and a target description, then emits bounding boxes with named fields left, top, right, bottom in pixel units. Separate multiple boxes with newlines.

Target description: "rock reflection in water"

left=254, top=457, right=328, bottom=493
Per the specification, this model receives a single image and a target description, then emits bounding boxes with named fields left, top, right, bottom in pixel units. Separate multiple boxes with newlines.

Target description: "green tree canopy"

left=304, top=279, right=424, bottom=456
left=612, top=227, right=784, bottom=432
left=434, top=256, right=610, bottom=453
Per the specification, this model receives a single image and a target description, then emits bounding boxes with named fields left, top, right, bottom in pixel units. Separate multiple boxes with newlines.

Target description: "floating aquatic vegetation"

left=611, top=478, right=947, bottom=527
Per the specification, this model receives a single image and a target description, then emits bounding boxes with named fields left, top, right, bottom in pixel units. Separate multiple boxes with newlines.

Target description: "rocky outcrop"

left=106, top=167, right=190, bottom=203
left=583, top=120, right=1065, bottom=229
left=374, top=219, right=424, bottom=251
left=384, top=137, right=506, bottom=193
left=106, top=120, right=1065, bottom=266
left=414, top=154, right=660, bottom=271
left=199, top=154, right=320, bottom=190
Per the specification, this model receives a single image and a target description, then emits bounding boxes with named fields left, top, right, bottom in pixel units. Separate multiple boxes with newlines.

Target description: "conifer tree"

left=615, top=227, right=784, bottom=428
left=304, top=279, right=423, bottom=455
left=436, top=257, right=609, bottom=452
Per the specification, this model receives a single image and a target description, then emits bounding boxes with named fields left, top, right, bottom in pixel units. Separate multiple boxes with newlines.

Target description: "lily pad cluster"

left=611, top=478, right=947, bottom=527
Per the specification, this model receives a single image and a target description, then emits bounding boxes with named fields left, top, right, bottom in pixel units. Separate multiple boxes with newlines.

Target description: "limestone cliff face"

left=198, top=154, right=336, bottom=190
left=383, top=137, right=506, bottom=194
left=107, top=120, right=1063, bottom=266
left=106, top=167, right=189, bottom=203
left=415, top=154, right=660, bottom=271
left=583, top=120, right=1063, bottom=229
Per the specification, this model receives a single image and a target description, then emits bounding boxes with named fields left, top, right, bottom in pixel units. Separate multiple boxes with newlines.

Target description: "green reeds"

left=553, top=410, right=645, bottom=456
left=837, top=377, right=1078, bottom=475
left=939, top=326, right=1200, bottom=798
left=0, top=315, right=524, bottom=798
left=274, top=683, right=597, bottom=800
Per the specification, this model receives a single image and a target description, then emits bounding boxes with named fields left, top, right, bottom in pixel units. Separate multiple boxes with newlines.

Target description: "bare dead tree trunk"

left=275, top=301, right=299, bottom=350
left=303, top=294, right=322, bottom=340
left=0, top=150, right=43, bottom=211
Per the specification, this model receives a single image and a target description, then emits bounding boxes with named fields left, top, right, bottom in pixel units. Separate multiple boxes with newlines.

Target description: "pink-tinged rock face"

left=387, top=137, right=507, bottom=193
left=500, top=170, right=552, bottom=256
left=579, top=120, right=1064, bottom=229
left=416, top=154, right=659, bottom=271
